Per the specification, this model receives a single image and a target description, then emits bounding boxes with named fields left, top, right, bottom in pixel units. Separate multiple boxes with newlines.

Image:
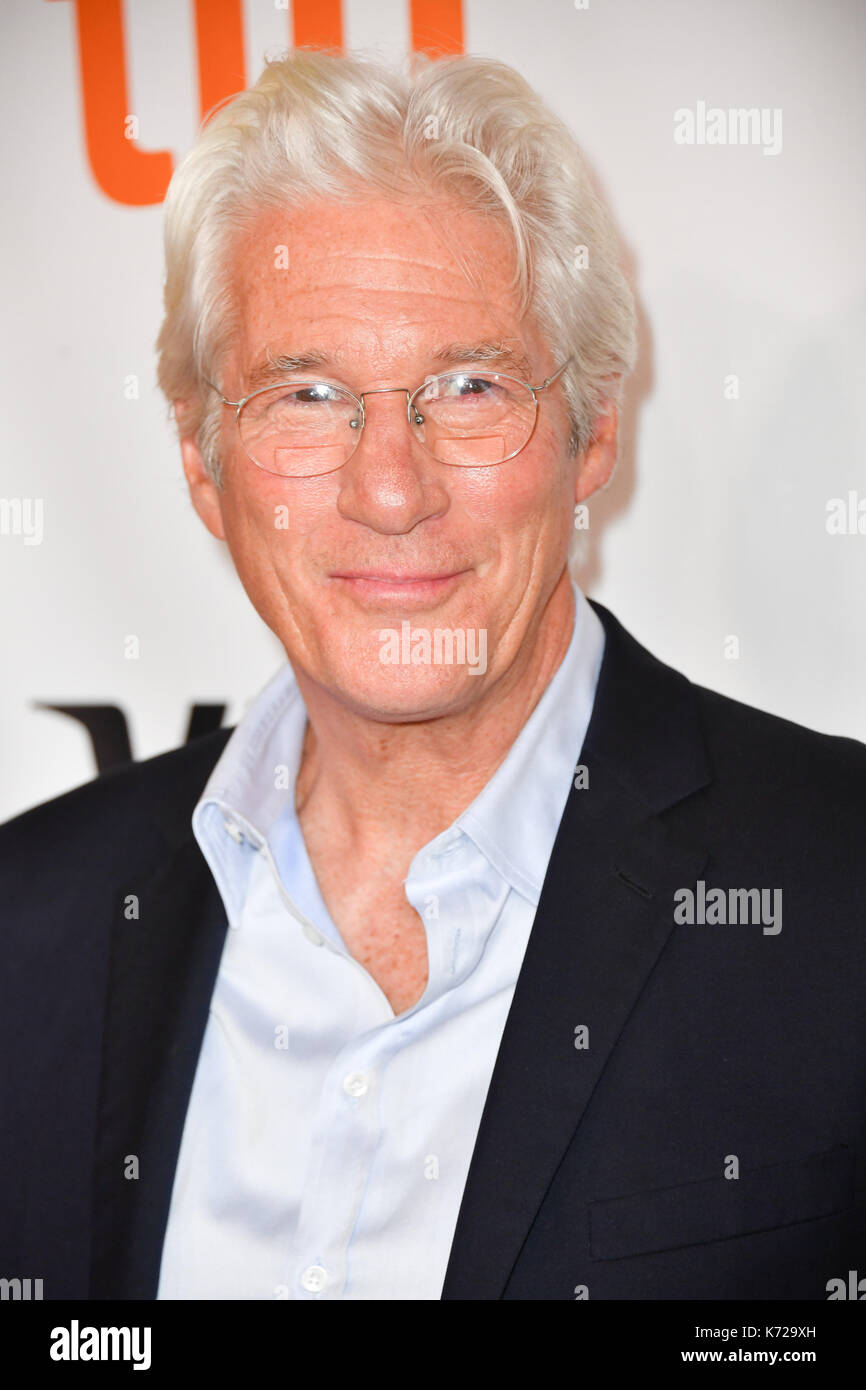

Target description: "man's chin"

left=317, top=662, right=490, bottom=723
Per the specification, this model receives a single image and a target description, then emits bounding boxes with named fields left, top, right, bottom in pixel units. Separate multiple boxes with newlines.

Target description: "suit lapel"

left=89, top=741, right=231, bottom=1299
left=441, top=601, right=712, bottom=1298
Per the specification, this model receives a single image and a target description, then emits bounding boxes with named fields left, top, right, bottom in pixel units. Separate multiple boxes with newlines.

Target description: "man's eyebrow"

left=430, top=341, right=533, bottom=379
left=243, top=351, right=332, bottom=393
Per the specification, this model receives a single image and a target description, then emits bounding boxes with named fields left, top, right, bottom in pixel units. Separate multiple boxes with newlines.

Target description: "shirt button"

left=223, top=819, right=245, bottom=845
left=342, top=1072, right=369, bottom=1098
left=302, top=922, right=324, bottom=946
left=300, top=1264, right=328, bottom=1293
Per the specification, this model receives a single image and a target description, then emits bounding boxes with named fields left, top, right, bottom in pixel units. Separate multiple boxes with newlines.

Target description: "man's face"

left=183, top=195, right=612, bottom=720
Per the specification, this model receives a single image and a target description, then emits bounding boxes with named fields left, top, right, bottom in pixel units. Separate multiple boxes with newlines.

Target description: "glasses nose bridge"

left=357, top=384, right=413, bottom=416
left=354, top=386, right=418, bottom=447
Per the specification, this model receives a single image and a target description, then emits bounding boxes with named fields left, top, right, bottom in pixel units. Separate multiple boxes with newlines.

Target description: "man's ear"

left=176, top=403, right=226, bottom=542
left=575, top=400, right=618, bottom=505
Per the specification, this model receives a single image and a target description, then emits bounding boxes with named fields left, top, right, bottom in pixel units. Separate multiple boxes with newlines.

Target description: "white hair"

left=155, top=47, right=637, bottom=567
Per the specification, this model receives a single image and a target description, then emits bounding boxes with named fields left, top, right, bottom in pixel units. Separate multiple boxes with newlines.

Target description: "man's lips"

left=330, top=571, right=467, bottom=583
left=329, top=569, right=471, bottom=605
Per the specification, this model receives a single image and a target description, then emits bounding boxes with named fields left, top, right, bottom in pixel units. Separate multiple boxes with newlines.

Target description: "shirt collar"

left=191, top=664, right=305, bottom=924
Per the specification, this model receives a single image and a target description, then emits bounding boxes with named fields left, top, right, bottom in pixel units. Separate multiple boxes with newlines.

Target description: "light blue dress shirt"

left=156, top=583, right=605, bottom=1300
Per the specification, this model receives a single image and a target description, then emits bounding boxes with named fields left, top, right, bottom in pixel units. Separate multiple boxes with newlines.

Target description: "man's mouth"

left=329, top=570, right=471, bottom=605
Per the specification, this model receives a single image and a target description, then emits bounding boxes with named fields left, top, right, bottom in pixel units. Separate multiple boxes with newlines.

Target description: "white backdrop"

left=2, top=0, right=864, bottom=822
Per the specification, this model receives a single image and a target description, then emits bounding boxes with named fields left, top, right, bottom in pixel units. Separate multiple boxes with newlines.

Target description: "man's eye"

left=258, top=384, right=343, bottom=415
left=424, top=375, right=503, bottom=402
left=283, top=384, right=339, bottom=404
left=448, top=375, right=495, bottom=394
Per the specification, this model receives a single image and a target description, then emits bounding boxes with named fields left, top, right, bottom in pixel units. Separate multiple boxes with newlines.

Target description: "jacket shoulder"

left=669, top=680, right=866, bottom=888
left=589, top=597, right=866, bottom=815
left=691, top=678, right=866, bottom=798
left=0, top=727, right=233, bottom=876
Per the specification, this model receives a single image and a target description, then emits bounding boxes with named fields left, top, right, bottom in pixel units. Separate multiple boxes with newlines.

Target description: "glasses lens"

left=238, top=383, right=360, bottom=477
left=410, top=372, right=537, bottom=466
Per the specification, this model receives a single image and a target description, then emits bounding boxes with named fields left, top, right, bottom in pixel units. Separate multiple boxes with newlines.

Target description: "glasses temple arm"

left=202, top=376, right=239, bottom=407
left=536, top=357, right=573, bottom=391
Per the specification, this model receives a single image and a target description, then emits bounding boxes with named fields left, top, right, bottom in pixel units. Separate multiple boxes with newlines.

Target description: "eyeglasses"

left=204, top=358, right=572, bottom=478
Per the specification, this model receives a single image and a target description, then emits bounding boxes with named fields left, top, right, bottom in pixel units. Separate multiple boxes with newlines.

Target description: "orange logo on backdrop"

left=49, top=0, right=464, bottom=206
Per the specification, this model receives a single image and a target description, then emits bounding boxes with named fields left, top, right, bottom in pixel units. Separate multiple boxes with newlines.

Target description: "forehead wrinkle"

left=293, top=244, right=470, bottom=270
left=236, top=195, right=517, bottom=277
left=239, top=287, right=527, bottom=355
left=240, top=242, right=517, bottom=304
left=245, top=280, right=510, bottom=310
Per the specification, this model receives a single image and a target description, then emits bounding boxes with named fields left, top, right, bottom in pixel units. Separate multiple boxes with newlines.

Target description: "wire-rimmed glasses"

left=204, top=358, right=572, bottom=478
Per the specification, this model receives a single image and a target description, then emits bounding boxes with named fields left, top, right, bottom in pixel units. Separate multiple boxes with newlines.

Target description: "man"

left=1, top=49, right=864, bottom=1302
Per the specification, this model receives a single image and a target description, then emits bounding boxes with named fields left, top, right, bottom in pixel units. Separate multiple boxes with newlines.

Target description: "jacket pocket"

left=589, top=1145, right=855, bottom=1260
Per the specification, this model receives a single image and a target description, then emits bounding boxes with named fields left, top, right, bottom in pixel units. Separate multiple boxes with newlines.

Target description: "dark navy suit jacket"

left=2, top=600, right=865, bottom=1299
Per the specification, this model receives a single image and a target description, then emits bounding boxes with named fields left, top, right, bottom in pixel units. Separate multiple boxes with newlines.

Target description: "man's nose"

left=336, top=388, right=449, bottom=535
